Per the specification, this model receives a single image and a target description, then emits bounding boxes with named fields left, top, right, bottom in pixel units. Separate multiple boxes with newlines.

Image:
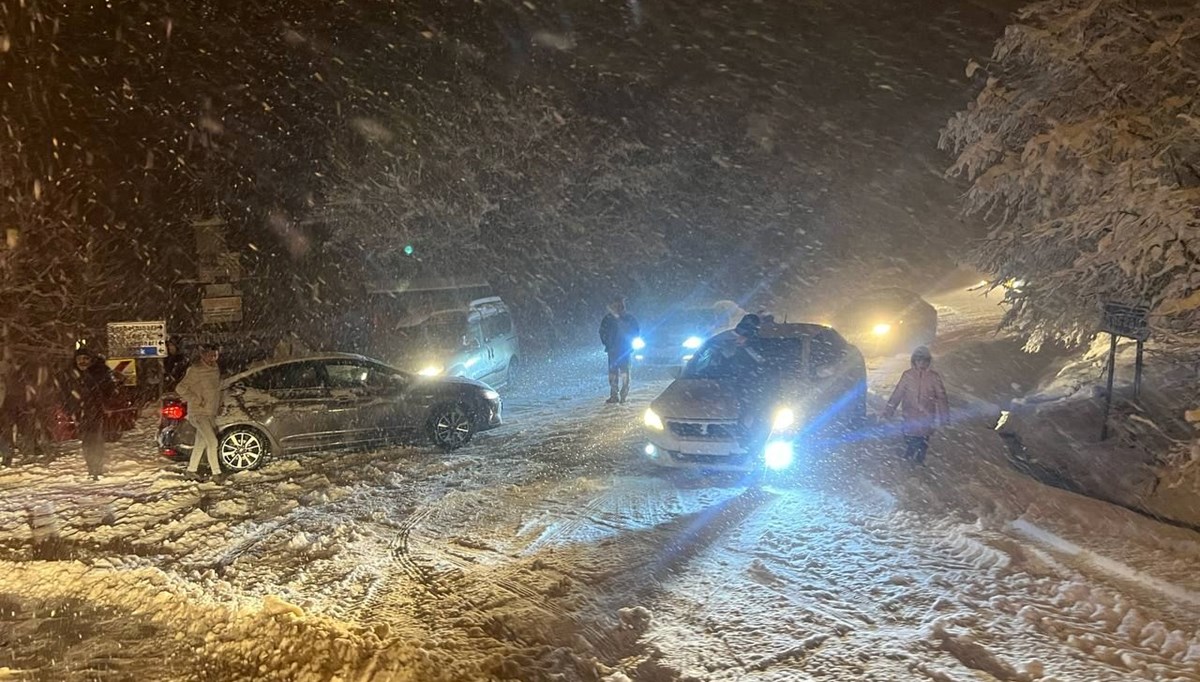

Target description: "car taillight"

left=162, top=403, right=186, bottom=420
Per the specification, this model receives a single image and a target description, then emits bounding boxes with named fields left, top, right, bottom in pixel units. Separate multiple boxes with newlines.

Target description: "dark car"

left=831, top=287, right=937, bottom=356
left=157, top=353, right=502, bottom=471
left=642, top=323, right=867, bottom=471
left=635, top=301, right=746, bottom=368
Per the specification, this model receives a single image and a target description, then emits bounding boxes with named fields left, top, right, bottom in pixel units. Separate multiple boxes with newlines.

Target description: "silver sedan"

left=157, top=353, right=502, bottom=471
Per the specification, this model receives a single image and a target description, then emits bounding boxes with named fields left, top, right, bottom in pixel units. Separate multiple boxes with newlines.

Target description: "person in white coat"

left=176, top=343, right=223, bottom=478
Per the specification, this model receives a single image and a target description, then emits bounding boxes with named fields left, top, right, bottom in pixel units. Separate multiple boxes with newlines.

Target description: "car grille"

left=667, top=421, right=740, bottom=441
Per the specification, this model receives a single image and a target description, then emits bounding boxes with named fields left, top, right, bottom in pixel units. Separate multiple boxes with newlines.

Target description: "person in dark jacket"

left=59, top=348, right=117, bottom=479
left=12, top=358, right=50, bottom=458
left=163, top=338, right=189, bottom=392
left=725, top=315, right=775, bottom=453
left=599, top=296, right=641, bottom=404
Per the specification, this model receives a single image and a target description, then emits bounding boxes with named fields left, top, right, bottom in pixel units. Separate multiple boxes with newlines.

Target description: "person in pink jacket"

left=883, top=346, right=949, bottom=464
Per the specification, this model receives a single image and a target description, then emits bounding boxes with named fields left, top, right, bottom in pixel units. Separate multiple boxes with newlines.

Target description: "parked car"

left=642, top=322, right=867, bottom=471
left=157, top=353, right=503, bottom=471
left=372, top=296, right=520, bottom=388
left=47, top=389, right=138, bottom=444
left=45, top=361, right=138, bottom=445
left=830, top=287, right=937, bottom=357
left=636, top=300, right=746, bottom=367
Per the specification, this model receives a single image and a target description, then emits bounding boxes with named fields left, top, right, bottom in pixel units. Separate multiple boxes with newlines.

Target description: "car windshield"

left=682, top=337, right=804, bottom=380
left=658, top=310, right=719, bottom=337
left=397, top=312, right=467, bottom=349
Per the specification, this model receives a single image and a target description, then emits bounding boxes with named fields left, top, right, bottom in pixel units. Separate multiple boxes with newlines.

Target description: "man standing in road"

left=883, top=346, right=949, bottom=464
left=599, top=296, right=640, bottom=404
left=163, top=337, right=189, bottom=392
left=59, top=348, right=117, bottom=480
left=176, top=343, right=223, bottom=481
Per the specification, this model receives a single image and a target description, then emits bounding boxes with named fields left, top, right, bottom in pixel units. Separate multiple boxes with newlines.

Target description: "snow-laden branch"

left=941, top=0, right=1200, bottom=343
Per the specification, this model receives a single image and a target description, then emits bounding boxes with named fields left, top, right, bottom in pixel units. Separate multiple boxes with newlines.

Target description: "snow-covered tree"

left=319, top=80, right=687, bottom=335
left=941, top=0, right=1200, bottom=344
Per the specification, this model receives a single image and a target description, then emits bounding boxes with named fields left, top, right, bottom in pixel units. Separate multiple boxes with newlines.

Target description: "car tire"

left=427, top=403, right=475, bottom=451
left=219, top=427, right=270, bottom=471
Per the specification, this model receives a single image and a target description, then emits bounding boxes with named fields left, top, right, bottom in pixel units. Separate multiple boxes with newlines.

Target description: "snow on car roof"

left=757, top=322, right=841, bottom=338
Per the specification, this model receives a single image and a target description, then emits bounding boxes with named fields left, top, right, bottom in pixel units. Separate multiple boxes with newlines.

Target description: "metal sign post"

left=107, top=322, right=168, bottom=408
left=1098, top=303, right=1150, bottom=441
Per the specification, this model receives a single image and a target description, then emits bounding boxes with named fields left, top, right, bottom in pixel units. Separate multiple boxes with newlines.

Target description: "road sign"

left=1098, top=302, right=1151, bottom=440
left=201, top=296, right=243, bottom=324
left=106, top=358, right=138, bottom=386
left=107, top=321, right=167, bottom=358
left=1100, top=302, right=1150, bottom=341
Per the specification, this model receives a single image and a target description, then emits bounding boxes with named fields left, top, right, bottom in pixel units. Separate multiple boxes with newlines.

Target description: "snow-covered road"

left=2, top=290, right=1199, bottom=681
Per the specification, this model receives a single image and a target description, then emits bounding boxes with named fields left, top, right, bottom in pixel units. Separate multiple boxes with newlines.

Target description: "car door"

left=237, top=361, right=336, bottom=452
left=487, top=305, right=517, bottom=383
left=476, top=304, right=503, bottom=385
left=461, top=310, right=488, bottom=382
left=321, top=359, right=407, bottom=445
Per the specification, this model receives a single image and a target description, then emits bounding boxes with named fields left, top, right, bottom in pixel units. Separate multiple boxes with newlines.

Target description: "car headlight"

left=482, top=389, right=500, bottom=401
left=872, top=323, right=892, bottom=336
left=764, top=441, right=795, bottom=470
left=643, top=408, right=664, bottom=431
left=631, top=337, right=646, bottom=350
left=682, top=336, right=703, bottom=349
left=772, top=407, right=795, bottom=431
left=418, top=365, right=444, bottom=376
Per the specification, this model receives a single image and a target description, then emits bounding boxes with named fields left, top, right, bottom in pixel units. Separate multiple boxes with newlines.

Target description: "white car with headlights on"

left=641, top=323, right=867, bottom=471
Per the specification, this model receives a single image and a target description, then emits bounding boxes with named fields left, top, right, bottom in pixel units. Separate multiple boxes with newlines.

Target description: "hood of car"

left=422, top=374, right=490, bottom=391
left=651, top=379, right=740, bottom=421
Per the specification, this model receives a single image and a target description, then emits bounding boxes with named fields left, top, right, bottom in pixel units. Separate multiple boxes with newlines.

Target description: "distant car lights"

left=871, top=323, right=892, bottom=336
left=631, top=337, right=646, bottom=350
left=682, top=336, right=704, bottom=349
left=418, top=365, right=444, bottom=376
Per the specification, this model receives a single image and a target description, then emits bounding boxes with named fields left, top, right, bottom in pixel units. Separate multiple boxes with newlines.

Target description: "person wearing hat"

left=175, top=343, right=224, bottom=480
left=163, top=337, right=190, bottom=392
left=883, top=346, right=949, bottom=464
left=58, top=347, right=117, bottom=479
left=599, top=296, right=641, bottom=404
left=727, top=314, right=775, bottom=453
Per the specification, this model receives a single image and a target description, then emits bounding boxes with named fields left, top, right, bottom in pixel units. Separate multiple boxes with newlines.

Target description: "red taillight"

left=161, top=448, right=178, bottom=458
left=162, top=403, right=186, bottom=420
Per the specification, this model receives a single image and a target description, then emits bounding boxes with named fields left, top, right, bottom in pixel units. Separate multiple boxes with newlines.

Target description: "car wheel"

left=428, top=403, right=475, bottom=450
left=505, top=356, right=519, bottom=386
left=219, top=427, right=269, bottom=471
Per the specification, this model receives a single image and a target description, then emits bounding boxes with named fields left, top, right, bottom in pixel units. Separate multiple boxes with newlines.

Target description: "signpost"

left=105, top=358, right=138, bottom=387
left=107, top=321, right=168, bottom=358
left=1098, top=303, right=1150, bottom=440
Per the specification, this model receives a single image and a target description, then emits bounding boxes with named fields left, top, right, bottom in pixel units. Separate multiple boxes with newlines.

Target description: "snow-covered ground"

left=2, top=291, right=1199, bottom=681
